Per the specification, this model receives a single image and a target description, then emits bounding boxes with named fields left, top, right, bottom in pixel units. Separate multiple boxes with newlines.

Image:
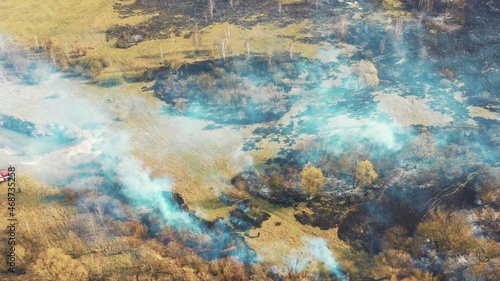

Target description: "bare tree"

left=92, top=198, right=106, bottom=224
left=208, top=0, right=215, bottom=20
left=340, top=15, right=349, bottom=37
left=50, top=48, right=56, bottom=66
left=380, top=38, right=386, bottom=54
left=404, top=132, right=436, bottom=170
left=419, top=0, right=434, bottom=12
left=160, top=45, right=165, bottom=65
left=218, top=26, right=231, bottom=61
left=34, top=34, right=39, bottom=49
left=394, top=17, right=404, bottom=38
left=267, top=47, right=274, bottom=67
left=192, top=24, right=202, bottom=51
left=278, top=0, right=283, bottom=15
left=245, top=39, right=251, bottom=60
left=63, top=44, right=70, bottom=60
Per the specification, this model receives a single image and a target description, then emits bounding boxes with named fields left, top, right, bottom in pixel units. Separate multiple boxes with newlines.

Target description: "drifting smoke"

left=0, top=36, right=254, bottom=261
left=305, top=237, right=346, bottom=280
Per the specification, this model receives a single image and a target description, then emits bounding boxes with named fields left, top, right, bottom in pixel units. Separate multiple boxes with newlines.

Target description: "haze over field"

left=0, top=0, right=499, bottom=280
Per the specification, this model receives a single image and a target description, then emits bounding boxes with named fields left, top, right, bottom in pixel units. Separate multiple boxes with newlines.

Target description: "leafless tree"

left=93, top=198, right=106, bottom=224
left=173, top=98, right=188, bottom=112
left=419, top=0, right=434, bottom=12
left=208, top=0, right=215, bottom=20
left=245, top=39, right=251, bottom=60
left=380, top=38, right=386, bottom=54
left=267, top=47, right=274, bottom=67
left=63, top=44, right=70, bottom=60
left=50, top=48, right=56, bottom=66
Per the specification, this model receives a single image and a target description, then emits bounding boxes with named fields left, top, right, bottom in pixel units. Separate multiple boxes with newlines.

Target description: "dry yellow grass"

left=246, top=205, right=350, bottom=272
left=467, top=106, right=500, bottom=121
left=0, top=177, right=82, bottom=277
left=0, top=176, right=198, bottom=280
left=1, top=0, right=323, bottom=83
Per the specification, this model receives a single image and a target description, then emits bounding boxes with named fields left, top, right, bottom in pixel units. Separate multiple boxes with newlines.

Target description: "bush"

left=115, top=38, right=133, bottom=49
left=207, top=258, right=249, bottom=281
left=380, top=226, right=424, bottom=257
left=417, top=209, right=478, bottom=255
left=477, top=174, right=500, bottom=208
left=354, top=160, right=378, bottom=188
left=31, top=248, right=89, bottom=281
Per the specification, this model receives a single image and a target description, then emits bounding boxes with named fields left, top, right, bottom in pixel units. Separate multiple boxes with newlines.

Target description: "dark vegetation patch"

left=151, top=55, right=326, bottom=124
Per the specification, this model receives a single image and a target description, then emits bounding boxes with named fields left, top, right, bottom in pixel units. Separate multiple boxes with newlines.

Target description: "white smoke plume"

left=285, top=237, right=347, bottom=280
